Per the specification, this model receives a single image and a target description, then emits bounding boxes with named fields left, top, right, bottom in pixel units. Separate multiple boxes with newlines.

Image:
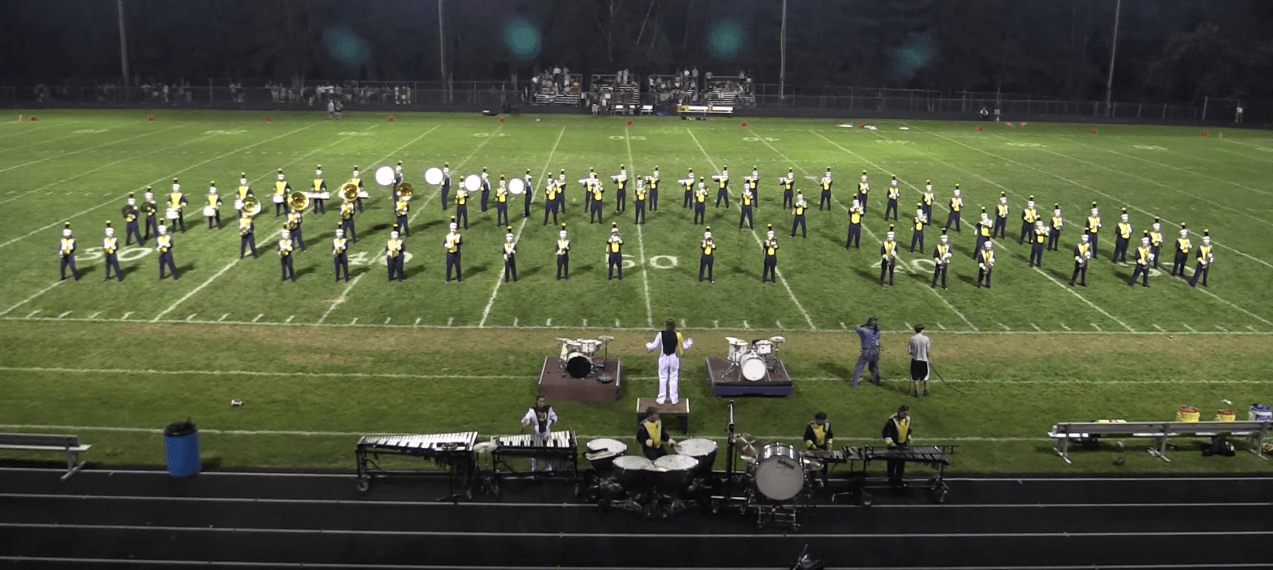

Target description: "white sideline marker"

left=714, top=320, right=719, bottom=329
left=1249, top=325, right=1259, bottom=332
left=284, top=315, right=294, bottom=324
left=905, top=322, right=912, bottom=330
left=219, top=313, right=229, bottom=322
left=58, top=311, right=71, bottom=319
left=185, top=314, right=196, bottom=322
left=776, top=320, right=784, bottom=330
left=1216, top=325, right=1228, bottom=332
left=1184, top=324, right=1197, bottom=333
left=446, top=317, right=453, bottom=326
left=840, top=322, right=847, bottom=329
left=616, top=319, right=621, bottom=328
left=25, top=310, right=39, bottom=318
left=546, top=318, right=552, bottom=326
left=998, top=322, right=1010, bottom=331
left=1091, top=323, right=1102, bottom=332
left=513, top=317, right=518, bottom=327
left=1153, top=324, right=1167, bottom=333
left=1031, top=323, right=1041, bottom=332
left=252, top=313, right=263, bottom=323
left=743, top=321, right=751, bottom=329
left=350, top=318, right=358, bottom=325
left=121, top=312, right=132, bottom=320
left=681, top=319, right=688, bottom=329
left=582, top=318, right=587, bottom=327
left=938, top=323, right=946, bottom=330
left=87, top=312, right=100, bottom=319
left=384, top=317, right=392, bottom=326
left=1060, top=323, right=1070, bottom=331
left=414, top=318, right=421, bottom=327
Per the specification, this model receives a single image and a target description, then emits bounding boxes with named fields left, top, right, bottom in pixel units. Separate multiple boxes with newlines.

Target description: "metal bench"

left=1048, top=421, right=1271, bottom=463
left=0, top=433, right=92, bottom=480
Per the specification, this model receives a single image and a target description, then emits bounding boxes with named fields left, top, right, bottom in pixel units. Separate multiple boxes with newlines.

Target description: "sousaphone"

left=241, top=196, right=262, bottom=217
left=288, top=191, right=310, bottom=212
left=340, top=183, right=359, bottom=202
left=396, top=182, right=414, bottom=200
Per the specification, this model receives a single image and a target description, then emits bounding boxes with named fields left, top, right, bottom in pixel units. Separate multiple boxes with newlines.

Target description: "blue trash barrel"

left=164, top=420, right=200, bottom=477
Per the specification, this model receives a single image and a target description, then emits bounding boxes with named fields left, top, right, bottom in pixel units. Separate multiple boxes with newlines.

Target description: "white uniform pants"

left=657, top=353, right=680, bottom=403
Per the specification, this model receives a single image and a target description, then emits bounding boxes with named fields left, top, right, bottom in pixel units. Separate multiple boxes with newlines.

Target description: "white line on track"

left=686, top=128, right=816, bottom=330
left=151, top=260, right=238, bottom=322
left=478, top=126, right=566, bottom=327
left=0, top=280, right=64, bottom=317
left=624, top=125, right=656, bottom=328
left=0, top=122, right=322, bottom=252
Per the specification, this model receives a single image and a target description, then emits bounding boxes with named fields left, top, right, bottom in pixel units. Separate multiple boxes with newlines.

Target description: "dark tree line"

left=1, top=0, right=1269, bottom=101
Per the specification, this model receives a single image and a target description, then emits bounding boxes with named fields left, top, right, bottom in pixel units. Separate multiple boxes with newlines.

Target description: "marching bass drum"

left=508, top=178, right=526, bottom=195
left=565, top=352, right=593, bottom=379
left=374, top=166, right=395, bottom=187
left=740, top=353, right=767, bottom=382
left=752, top=443, right=804, bottom=501
left=463, top=174, right=482, bottom=192
left=424, top=167, right=444, bottom=186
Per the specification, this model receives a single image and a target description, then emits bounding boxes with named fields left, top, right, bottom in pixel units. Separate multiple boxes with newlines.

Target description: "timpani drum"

left=585, top=438, right=628, bottom=472
left=651, top=454, right=698, bottom=494
left=752, top=443, right=804, bottom=501
left=675, top=438, right=718, bottom=478
left=612, top=455, right=654, bottom=494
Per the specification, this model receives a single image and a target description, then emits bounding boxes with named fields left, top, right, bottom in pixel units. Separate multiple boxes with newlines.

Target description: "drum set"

left=556, top=336, right=615, bottom=381
left=724, top=336, right=785, bottom=382
left=582, top=437, right=719, bottom=520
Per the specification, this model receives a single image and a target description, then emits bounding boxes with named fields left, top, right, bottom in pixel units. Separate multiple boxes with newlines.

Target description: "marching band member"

left=103, top=221, right=123, bottom=282
left=714, top=165, right=730, bottom=209
left=479, top=168, right=491, bottom=213
left=393, top=160, right=404, bottom=194
left=1085, top=203, right=1102, bottom=257
left=944, top=184, right=961, bottom=232
left=1190, top=230, right=1214, bottom=288
left=880, top=226, right=899, bottom=286
left=235, top=173, right=253, bottom=215
left=156, top=223, right=178, bottom=280
left=683, top=169, right=696, bottom=209
left=352, top=166, right=366, bottom=212
left=555, top=224, right=571, bottom=281
left=385, top=227, right=405, bottom=282
left=521, top=395, right=558, bottom=471
left=1018, top=196, right=1038, bottom=245
left=606, top=223, right=624, bottom=281
left=124, top=193, right=143, bottom=246
left=1113, top=208, right=1133, bottom=264
left=633, top=177, right=648, bottom=225
left=1028, top=220, right=1048, bottom=267
left=818, top=167, right=833, bottom=211
left=397, top=191, right=413, bottom=235
left=976, top=240, right=996, bottom=288
left=918, top=180, right=934, bottom=227
left=738, top=186, right=754, bottom=229
left=884, top=175, right=900, bottom=220
left=205, top=182, right=223, bottom=230
left=1171, top=224, right=1191, bottom=278
left=615, top=164, right=628, bottom=214
left=974, top=208, right=992, bottom=257
left=781, top=168, right=795, bottom=209
left=333, top=227, right=349, bottom=282
left=239, top=210, right=257, bottom=259
left=444, top=217, right=463, bottom=283
left=339, top=193, right=357, bottom=243
left=168, top=179, right=188, bottom=233
left=1149, top=218, right=1164, bottom=269
left=846, top=198, right=864, bottom=249
left=856, top=171, right=870, bottom=215
left=791, top=191, right=808, bottom=238
left=439, top=163, right=452, bottom=211
left=746, top=166, right=759, bottom=210
left=588, top=179, right=605, bottom=224
left=1069, top=234, right=1092, bottom=287
left=882, top=405, right=912, bottom=489
left=638, top=407, right=675, bottom=459
left=523, top=169, right=533, bottom=218
left=932, top=231, right=952, bottom=290
left=762, top=225, right=779, bottom=283
left=274, top=169, right=290, bottom=216
left=910, top=203, right=927, bottom=253
left=278, top=229, right=296, bottom=282
left=311, top=165, right=328, bottom=214
left=648, top=166, right=661, bottom=211
left=1129, top=232, right=1152, bottom=288
left=699, top=227, right=715, bottom=283
left=143, top=189, right=159, bottom=241
left=558, top=169, right=569, bottom=214
left=804, top=411, right=834, bottom=451
left=495, top=176, right=509, bottom=226
left=285, top=208, right=306, bottom=251
left=1048, top=204, right=1064, bottom=251
left=644, top=317, right=693, bottom=406
left=58, top=222, right=81, bottom=281
left=502, top=226, right=518, bottom=282
left=693, top=179, right=708, bottom=225
left=543, top=177, right=560, bottom=225
left=992, top=192, right=1008, bottom=240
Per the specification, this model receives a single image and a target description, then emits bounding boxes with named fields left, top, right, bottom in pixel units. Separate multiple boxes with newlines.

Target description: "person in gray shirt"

left=851, top=316, right=881, bottom=387
left=908, top=325, right=931, bottom=397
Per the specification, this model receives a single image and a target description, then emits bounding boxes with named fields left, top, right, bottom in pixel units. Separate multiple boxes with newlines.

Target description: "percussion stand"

left=712, top=400, right=749, bottom=515
left=436, top=443, right=471, bottom=503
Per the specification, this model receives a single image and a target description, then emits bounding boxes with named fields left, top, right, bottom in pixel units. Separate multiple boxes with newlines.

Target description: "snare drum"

left=752, top=443, right=804, bottom=501
left=273, top=194, right=285, bottom=204
left=725, top=337, right=749, bottom=363
left=202, top=206, right=215, bottom=217
left=165, top=207, right=179, bottom=220
left=578, top=339, right=602, bottom=355
left=740, top=352, right=767, bottom=382
left=234, top=199, right=244, bottom=210
left=752, top=339, right=774, bottom=356
left=675, top=438, right=718, bottom=477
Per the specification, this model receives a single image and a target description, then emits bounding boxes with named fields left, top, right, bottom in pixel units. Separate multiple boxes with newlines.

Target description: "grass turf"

left=0, top=110, right=1270, bottom=474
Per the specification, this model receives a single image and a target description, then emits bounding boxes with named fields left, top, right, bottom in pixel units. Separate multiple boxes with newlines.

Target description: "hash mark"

left=1153, top=324, right=1167, bottom=332
left=185, top=314, right=197, bottom=321
left=56, top=311, right=71, bottom=319
left=285, top=315, right=294, bottom=323
left=905, top=322, right=912, bottom=330
left=122, top=312, right=132, bottom=320
left=582, top=318, right=587, bottom=327
left=1060, top=323, right=1070, bottom=330
left=998, top=322, right=1010, bottom=331
left=743, top=321, right=751, bottom=329
left=714, top=320, right=719, bottom=329
left=1183, top=324, right=1197, bottom=333
left=1031, top=323, right=1041, bottom=331
left=681, top=319, right=687, bottom=328
left=414, top=318, right=421, bottom=327
left=1216, top=325, right=1228, bottom=332
left=776, top=320, right=784, bottom=330
left=447, top=317, right=453, bottom=326
left=350, top=318, right=358, bottom=325
left=513, top=317, right=518, bottom=327
left=1249, top=325, right=1259, bottom=332
left=546, top=318, right=552, bottom=326
left=616, top=319, right=621, bottom=327
left=88, top=312, right=101, bottom=319
left=385, top=317, right=392, bottom=325
left=25, top=310, right=39, bottom=318
left=937, top=323, right=946, bottom=330
left=840, top=322, right=847, bottom=329
left=252, top=313, right=263, bottom=323
left=1091, top=323, right=1101, bottom=332
left=219, top=313, right=229, bottom=322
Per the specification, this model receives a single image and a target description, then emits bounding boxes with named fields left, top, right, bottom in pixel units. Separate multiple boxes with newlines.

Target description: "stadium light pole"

left=438, top=0, right=447, bottom=104
left=118, top=0, right=130, bottom=101
left=778, top=0, right=787, bottom=102
left=1103, top=0, right=1121, bottom=117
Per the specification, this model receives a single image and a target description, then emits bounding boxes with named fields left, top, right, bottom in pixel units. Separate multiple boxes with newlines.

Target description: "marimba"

left=489, top=431, right=579, bottom=486
left=355, top=432, right=479, bottom=498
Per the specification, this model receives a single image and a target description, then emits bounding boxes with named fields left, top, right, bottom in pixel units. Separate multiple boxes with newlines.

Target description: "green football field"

left=0, top=109, right=1270, bottom=474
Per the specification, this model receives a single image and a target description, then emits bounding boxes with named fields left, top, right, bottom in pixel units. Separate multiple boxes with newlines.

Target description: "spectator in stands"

left=1235, top=103, right=1244, bottom=123
left=980, top=106, right=989, bottom=120
left=553, top=66, right=562, bottom=91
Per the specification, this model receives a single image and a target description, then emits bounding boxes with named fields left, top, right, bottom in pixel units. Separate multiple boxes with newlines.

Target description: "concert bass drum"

left=565, top=352, right=592, bottom=379
left=740, top=353, right=767, bottom=382
left=752, top=443, right=804, bottom=501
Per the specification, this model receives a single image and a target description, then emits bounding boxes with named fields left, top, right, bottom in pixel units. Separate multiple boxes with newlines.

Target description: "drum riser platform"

left=705, top=357, right=793, bottom=397
left=538, top=356, right=623, bottom=402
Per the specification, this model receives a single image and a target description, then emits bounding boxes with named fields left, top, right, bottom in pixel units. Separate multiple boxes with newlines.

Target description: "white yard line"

left=624, top=125, right=656, bottom=328
left=819, top=130, right=1138, bottom=332
left=1083, top=141, right=1273, bottom=199
left=0, top=280, right=64, bottom=317
left=1216, top=325, right=1228, bottom=332
left=0, top=125, right=156, bottom=172
left=1193, top=286, right=1273, bottom=327
left=919, top=127, right=1273, bottom=272
left=478, top=126, right=566, bottom=328
left=150, top=260, right=239, bottom=322
left=316, top=274, right=363, bottom=325
left=686, top=128, right=816, bottom=330
left=0, top=122, right=322, bottom=251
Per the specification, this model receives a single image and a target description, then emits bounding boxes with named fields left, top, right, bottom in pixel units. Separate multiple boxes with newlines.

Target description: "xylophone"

left=489, top=431, right=579, bottom=484
left=803, top=448, right=847, bottom=464
left=355, top=432, right=480, bottom=497
left=836, top=445, right=955, bottom=506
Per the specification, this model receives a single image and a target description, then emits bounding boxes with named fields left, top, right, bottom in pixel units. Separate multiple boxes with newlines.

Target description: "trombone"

left=288, top=191, right=310, bottom=212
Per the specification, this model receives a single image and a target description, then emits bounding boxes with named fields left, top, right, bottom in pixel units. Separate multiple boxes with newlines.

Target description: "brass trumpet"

left=242, top=196, right=262, bottom=218
left=340, top=183, right=359, bottom=203
left=396, top=182, right=414, bottom=200
left=288, top=191, right=310, bottom=212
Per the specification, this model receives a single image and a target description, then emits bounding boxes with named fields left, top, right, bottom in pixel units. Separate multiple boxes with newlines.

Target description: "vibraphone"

left=836, top=445, right=954, bottom=506
left=355, top=432, right=479, bottom=499
left=489, top=432, right=579, bottom=486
